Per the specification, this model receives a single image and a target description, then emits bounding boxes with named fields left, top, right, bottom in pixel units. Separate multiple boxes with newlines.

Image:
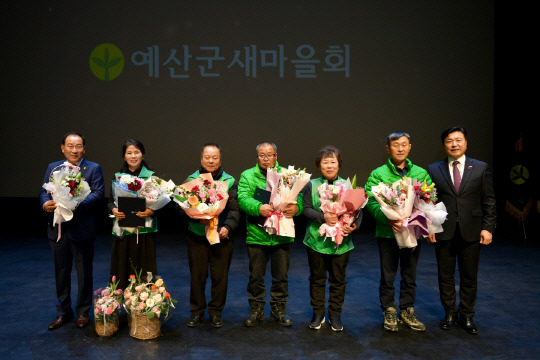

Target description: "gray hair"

left=256, top=142, right=277, bottom=154
left=386, top=131, right=410, bottom=145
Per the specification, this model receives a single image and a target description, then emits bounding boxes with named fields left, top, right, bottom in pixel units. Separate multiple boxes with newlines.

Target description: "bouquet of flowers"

left=338, top=175, right=368, bottom=234
left=370, top=177, right=427, bottom=248
left=264, top=165, right=311, bottom=237
left=146, top=176, right=176, bottom=197
left=42, top=161, right=91, bottom=241
left=124, top=270, right=176, bottom=340
left=412, top=179, right=447, bottom=234
left=172, top=173, right=229, bottom=244
left=111, top=174, right=145, bottom=236
left=112, top=174, right=174, bottom=238
left=317, top=179, right=348, bottom=243
left=93, top=275, right=123, bottom=337
left=139, top=176, right=173, bottom=211
left=317, top=176, right=368, bottom=251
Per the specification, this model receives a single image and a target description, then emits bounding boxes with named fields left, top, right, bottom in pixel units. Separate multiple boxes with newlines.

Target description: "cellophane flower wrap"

left=264, top=165, right=311, bottom=238
left=111, top=173, right=145, bottom=236
left=337, top=175, right=369, bottom=246
left=412, top=179, right=447, bottom=234
left=172, top=173, right=229, bottom=244
left=139, top=176, right=173, bottom=211
left=317, top=177, right=367, bottom=251
left=42, top=161, right=91, bottom=241
left=370, top=176, right=423, bottom=248
left=317, top=179, right=348, bottom=240
left=93, top=276, right=123, bottom=336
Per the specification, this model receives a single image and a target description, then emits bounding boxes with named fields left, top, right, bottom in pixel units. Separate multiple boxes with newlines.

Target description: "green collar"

left=386, top=158, right=412, bottom=176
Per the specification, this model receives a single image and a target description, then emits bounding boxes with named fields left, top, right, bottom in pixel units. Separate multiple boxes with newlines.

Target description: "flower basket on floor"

left=93, top=276, right=123, bottom=337
left=123, top=270, right=176, bottom=340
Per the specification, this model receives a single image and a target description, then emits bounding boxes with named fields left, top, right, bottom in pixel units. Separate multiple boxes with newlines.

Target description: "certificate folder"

left=254, top=188, right=271, bottom=204
left=118, top=197, right=146, bottom=228
left=249, top=188, right=272, bottom=227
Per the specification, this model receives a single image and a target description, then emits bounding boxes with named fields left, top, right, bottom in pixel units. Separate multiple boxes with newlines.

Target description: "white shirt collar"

left=447, top=154, right=466, bottom=166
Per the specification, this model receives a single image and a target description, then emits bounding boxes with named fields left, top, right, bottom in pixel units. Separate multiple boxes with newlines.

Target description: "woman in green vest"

left=182, top=143, right=240, bottom=329
left=109, top=139, right=158, bottom=291
left=302, top=145, right=363, bottom=332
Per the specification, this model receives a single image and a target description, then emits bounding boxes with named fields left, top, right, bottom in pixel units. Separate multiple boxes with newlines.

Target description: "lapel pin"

left=467, top=166, right=472, bottom=169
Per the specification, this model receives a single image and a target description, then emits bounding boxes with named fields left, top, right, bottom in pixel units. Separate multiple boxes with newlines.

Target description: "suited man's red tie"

left=453, top=161, right=461, bottom=192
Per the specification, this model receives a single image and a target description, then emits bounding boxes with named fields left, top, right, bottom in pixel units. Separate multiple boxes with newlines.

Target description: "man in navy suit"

left=40, top=132, right=105, bottom=330
left=427, top=126, right=496, bottom=335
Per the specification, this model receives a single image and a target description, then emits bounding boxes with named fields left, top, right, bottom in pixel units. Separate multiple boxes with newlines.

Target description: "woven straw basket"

left=95, top=319, right=119, bottom=337
left=128, top=313, right=161, bottom=340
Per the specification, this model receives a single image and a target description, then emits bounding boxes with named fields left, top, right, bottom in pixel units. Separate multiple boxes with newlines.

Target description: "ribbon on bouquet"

left=263, top=211, right=283, bottom=236
left=318, top=221, right=343, bottom=245
left=204, top=217, right=221, bottom=245
left=53, top=203, right=74, bottom=242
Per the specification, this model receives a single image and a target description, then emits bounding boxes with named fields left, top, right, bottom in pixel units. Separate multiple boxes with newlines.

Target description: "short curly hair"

left=315, top=145, right=342, bottom=169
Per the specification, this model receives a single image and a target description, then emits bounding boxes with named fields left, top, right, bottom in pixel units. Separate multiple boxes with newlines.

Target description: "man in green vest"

left=365, top=131, right=432, bottom=333
left=184, top=143, right=240, bottom=328
left=238, top=142, right=303, bottom=327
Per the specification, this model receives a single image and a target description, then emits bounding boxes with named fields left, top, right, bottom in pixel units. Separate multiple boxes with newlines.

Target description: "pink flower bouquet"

left=93, top=276, right=123, bottom=336
left=317, top=177, right=368, bottom=251
left=371, top=177, right=425, bottom=248
left=172, top=173, right=229, bottom=244
left=317, top=179, right=348, bottom=243
left=264, top=166, right=311, bottom=237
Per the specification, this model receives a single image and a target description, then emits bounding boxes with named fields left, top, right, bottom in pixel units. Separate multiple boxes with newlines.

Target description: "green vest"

left=365, top=158, right=432, bottom=239
left=303, top=176, right=354, bottom=255
left=186, top=170, right=236, bottom=237
left=112, top=166, right=157, bottom=236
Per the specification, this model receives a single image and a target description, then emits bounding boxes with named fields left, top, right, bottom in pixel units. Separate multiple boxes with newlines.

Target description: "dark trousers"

left=246, top=243, right=291, bottom=306
left=307, top=247, right=350, bottom=316
left=50, top=236, right=95, bottom=316
left=187, top=232, right=234, bottom=316
left=435, top=227, right=480, bottom=317
left=377, top=237, right=421, bottom=311
left=110, top=233, right=157, bottom=291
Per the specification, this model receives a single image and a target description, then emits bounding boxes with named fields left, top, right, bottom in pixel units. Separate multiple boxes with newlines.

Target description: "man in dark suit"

left=40, top=132, right=105, bottom=330
left=427, top=125, right=496, bottom=335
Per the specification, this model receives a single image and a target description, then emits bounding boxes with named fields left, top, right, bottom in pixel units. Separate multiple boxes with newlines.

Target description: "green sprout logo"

left=89, top=43, right=124, bottom=80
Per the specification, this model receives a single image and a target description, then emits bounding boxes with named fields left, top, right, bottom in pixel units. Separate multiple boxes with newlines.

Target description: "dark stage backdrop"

left=2, top=1, right=494, bottom=197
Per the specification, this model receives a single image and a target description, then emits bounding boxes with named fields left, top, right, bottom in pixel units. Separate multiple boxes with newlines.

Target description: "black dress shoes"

left=187, top=314, right=203, bottom=327
left=48, top=313, right=73, bottom=330
left=76, top=313, right=90, bottom=328
left=439, top=313, right=457, bottom=330
left=211, top=315, right=223, bottom=328
left=459, top=315, right=478, bottom=335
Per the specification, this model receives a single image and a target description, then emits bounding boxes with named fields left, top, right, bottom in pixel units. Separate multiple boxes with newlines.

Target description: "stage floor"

left=1, top=227, right=539, bottom=359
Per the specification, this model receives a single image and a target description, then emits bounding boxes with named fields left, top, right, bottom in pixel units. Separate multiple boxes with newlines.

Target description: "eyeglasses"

left=258, top=154, right=276, bottom=160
